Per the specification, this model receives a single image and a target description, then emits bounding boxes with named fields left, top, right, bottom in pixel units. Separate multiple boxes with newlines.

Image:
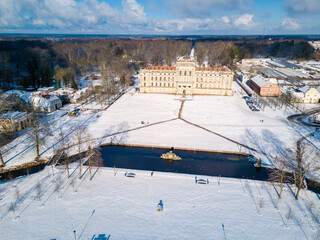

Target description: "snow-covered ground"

left=87, top=82, right=319, bottom=174
left=0, top=165, right=319, bottom=240
left=2, top=81, right=320, bottom=178
left=2, top=80, right=320, bottom=239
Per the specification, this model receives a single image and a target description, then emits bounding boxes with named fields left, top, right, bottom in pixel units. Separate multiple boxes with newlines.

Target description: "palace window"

left=184, top=71, right=187, bottom=76
left=189, top=71, right=192, bottom=76
left=151, top=83, right=153, bottom=86
left=160, top=83, right=162, bottom=86
left=164, top=77, right=166, bottom=81
left=160, top=77, right=162, bottom=81
left=151, top=77, right=153, bottom=80
left=144, top=83, right=146, bottom=87
left=144, top=77, right=146, bottom=80
left=164, top=83, right=166, bottom=87
left=180, top=71, right=182, bottom=75
left=168, top=83, right=170, bottom=87
left=196, top=84, right=198, bottom=87
left=200, top=84, right=202, bottom=88
left=155, top=77, right=157, bottom=81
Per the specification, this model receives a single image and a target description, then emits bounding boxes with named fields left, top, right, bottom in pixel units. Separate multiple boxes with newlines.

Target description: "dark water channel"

left=100, top=146, right=271, bottom=180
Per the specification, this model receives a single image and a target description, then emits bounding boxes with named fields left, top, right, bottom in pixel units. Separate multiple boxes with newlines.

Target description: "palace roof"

left=143, top=66, right=230, bottom=71
left=143, top=66, right=176, bottom=70
left=196, top=67, right=229, bottom=71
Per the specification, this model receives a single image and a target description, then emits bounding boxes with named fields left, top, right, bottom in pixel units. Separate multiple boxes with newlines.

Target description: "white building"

left=239, top=71, right=251, bottom=83
left=30, top=92, right=62, bottom=112
left=240, top=58, right=270, bottom=66
left=290, top=86, right=320, bottom=104
left=0, top=111, right=30, bottom=132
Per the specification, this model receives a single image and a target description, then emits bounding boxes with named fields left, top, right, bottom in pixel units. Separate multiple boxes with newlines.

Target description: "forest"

left=0, top=37, right=315, bottom=90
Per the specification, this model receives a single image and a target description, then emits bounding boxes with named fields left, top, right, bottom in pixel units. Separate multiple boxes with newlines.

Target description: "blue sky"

left=0, top=0, right=319, bottom=35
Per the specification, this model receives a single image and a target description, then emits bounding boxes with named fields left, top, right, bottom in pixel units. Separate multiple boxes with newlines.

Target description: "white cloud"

left=286, top=0, right=320, bottom=14
left=222, top=16, right=230, bottom=24
left=122, top=0, right=147, bottom=24
left=0, top=0, right=147, bottom=32
left=168, top=0, right=251, bottom=17
left=152, top=13, right=260, bottom=33
left=281, top=18, right=300, bottom=30
left=233, top=14, right=259, bottom=30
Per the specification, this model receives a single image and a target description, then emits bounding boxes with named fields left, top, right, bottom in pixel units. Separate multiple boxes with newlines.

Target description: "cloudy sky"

left=0, top=0, right=319, bottom=35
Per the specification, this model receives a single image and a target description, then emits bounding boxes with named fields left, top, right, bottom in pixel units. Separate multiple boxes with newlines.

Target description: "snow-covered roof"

left=291, top=90, right=305, bottom=98
left=38, top=87, right=55, bottom=92
left=0, top=111, right=28, bottom=121
left=251, top=75, right=270, bottom=87
left=299, top=85, right=311, bottom=93
left=4, top=90, right=26, bottom=97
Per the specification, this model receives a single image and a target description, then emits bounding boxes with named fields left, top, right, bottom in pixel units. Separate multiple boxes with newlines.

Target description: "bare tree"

left=0, top=150, right=4, bottom=167
left=290, top=140, right=320, bottom=200
left=22, top=102, right=52, bottom=161
left=74, top=124, right=88, bottom=179
left=269, top=157, right=289, bottom=199
left=58, top=129, right=70, bottom=178
left=86, top=145, right=103, bottom=180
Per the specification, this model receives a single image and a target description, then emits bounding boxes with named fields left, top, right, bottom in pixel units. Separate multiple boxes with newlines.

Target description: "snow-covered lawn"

left=87, top=83, right=319, bottom=172
left=2, top=81, right=320, bottom=179
left=0, top=165, right=319, bottom=240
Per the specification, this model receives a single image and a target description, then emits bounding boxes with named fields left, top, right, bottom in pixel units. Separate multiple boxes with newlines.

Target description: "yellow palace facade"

left=140, top=58, right=234, bottom=96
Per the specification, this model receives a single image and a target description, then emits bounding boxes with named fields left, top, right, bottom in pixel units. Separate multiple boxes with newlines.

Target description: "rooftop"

left=195, top=67, right=229, bottom=71
left=251, top=75, right=271, bottom=88
left=143, top=66, right=176, bottom=70
left=0, top=111, right=28, bottom=121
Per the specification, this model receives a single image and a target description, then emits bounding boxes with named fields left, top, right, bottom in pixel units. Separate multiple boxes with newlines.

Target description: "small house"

left=248, top=75, right=281, bottom=97
left=290, top=86, right=319, bottom=104
left=30, top=92, right=62, bottom=112
left=0, top=111, right=30, bottom=132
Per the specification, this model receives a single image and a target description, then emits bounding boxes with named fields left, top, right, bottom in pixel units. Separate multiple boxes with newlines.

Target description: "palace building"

left=139, top=58, right=234, bottom=96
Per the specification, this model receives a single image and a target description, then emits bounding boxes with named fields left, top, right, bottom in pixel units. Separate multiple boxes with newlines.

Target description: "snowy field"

left=2, top=81, right=320, bottom=178
left=1, top=165, right=319, bottom=240
left=87, top=82, right=319, bottom=174
left=1, top=81, right=320, bottom=239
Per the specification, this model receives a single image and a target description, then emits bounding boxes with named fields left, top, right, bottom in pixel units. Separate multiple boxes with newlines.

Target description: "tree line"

left=0, top=38, right=315, bottom=90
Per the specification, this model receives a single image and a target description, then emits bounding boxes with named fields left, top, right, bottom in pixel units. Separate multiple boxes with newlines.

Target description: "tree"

left=71, top=76, right=78, bottom=90
left=290, top=140, right=320, bottom=200
left=23, top=102, right=51, bottom=161
left=27, top=56, right=40, bottom=88
left=0, top=51, right=12, bottom=88
left=74, top=124, right=88, bottom=179
left=41, top=63, right=53, bottom=87
left=57, top=129, right=70, bottom=178
left=269, top=157, right=288, bottom=199
left=0, top=150, right=4, bottom=167
left=86, top=145, right=103, bottom=180
left=54, top=66, right=64, bottom=87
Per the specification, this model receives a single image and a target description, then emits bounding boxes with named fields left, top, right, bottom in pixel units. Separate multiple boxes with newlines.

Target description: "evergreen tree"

left=71, top=76, right=78, bottom=90
left=44, top=63, right=53, bottom=86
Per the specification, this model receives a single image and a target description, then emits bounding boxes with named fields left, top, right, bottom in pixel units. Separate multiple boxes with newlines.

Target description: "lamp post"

left=73, top=230, right=76, bottom=240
